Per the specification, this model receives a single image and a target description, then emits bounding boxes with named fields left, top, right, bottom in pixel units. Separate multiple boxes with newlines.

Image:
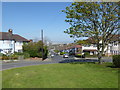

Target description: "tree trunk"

left=98, top=52, right=102, bottom=64
left=97, top=42, right=103, bottom=64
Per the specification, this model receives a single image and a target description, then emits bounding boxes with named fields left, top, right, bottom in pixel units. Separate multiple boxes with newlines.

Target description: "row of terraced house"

left=0, top=30, right=120, bottom=56
left=56, top=35, right=120, bottom=56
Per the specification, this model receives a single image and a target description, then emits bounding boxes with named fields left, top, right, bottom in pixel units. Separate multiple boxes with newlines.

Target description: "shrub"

left=14, top=52, right=30, bottom=59
left=70, top=62, right=96, bottom=64
left=84, top=52, right=90, bottom=56
left=2, top=56, right=9, bottom=60
left=14, top=52, right=23, bottom=55
left=113, top=55, right=120, bottom=68
left=76, top=54, right=82, bottom=56
left=75, top=53, right=85, bottom=58
left=6, top=54, right=18, bottom=60
left=23, top=41, right=48, bottom=59
left=0, top=52, right=30, bottom=60
left=23, top=53, right=30, bottom=59
left=0, top=53, right=3, bottom=60
left=54, top=50, right=59, bottom=54
left=60, top=52, right=66, bottom=55
left=11, top=55, right=18, bottom=60
left=0, top=53, right=3, bottom=56
left=75, top=53, right=82, bottom=57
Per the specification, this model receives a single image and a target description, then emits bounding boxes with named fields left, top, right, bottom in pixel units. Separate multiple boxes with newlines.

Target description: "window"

left=111, top=42, right=114, bottom=46
left=110, top=50, right=112, bottom=53
left=9, top=44, right=13, bottom=47
left=113, top=41, right=118, bottom=46
left=115, top=43, right=118, bottom=46
left=16, top=42, right=23, bottom=45
left=18, top=50, right=22, bottom=52
left=116, top=51, right=118, bottom=54
left=93, top=44, right=97, bottom=47
left=114, top=51, right=116, bottom=54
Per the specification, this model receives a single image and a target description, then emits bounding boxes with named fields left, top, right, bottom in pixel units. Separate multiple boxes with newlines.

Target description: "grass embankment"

left=2, top=63, right=119, bottom=88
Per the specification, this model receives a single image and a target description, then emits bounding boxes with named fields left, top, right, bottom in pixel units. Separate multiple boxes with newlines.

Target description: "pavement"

left=1, top=55, right=113, bottom=71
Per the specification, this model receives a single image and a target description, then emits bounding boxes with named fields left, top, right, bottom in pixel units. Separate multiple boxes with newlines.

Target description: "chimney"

left=29, top=39, right=33, bottom=42
left=8, top=29, right=13, bottom=34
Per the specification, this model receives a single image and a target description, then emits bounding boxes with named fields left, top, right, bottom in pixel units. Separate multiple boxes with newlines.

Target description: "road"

left=1, top=55, right=62, bottom=70
left=1, top=54, right=112, bottom=71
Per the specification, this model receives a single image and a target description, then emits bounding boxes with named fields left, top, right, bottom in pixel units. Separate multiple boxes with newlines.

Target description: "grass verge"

left=2, top=63, right=119, bottom=88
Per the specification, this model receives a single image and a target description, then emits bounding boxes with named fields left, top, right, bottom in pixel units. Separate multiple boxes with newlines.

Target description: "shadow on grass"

left=106, top=65, right=119, bottom=68
left=59, top=59, right=98, bottom=64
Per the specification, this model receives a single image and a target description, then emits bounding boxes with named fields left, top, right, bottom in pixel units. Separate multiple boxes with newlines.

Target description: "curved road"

left=1, top=55, right=63, bottom=71
left=1, top=55, right=112, bottom=71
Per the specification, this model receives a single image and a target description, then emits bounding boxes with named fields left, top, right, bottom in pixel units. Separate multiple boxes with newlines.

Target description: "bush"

left=70, top=62, right=96, bottom=64
left=23, top=53, right=30, bottom=59
left=113, top=55, right=120, bottom=68
left=14, top=52, right=23, bottom=55
left=60, top=52, right=66, bottom=55
left=0, top=53, right=3, bottom=56
left=75, top=53, right=82, bottom=57
left=10, top=54, right=18, bottom=60
left=0, top=52, right=30, bottom=60
left=84, top=52, right=90, bottom=56
left=76, top=54, right=82, bottom=56
left=14, top=52, right=30, bottom=59
left=23, top=41, right=48, bottom=59
left=0, top=53, right=4, bottom=60
left=2, top=56, right=9, bottom=60
left=1, top=54, right=8, bottom=60
left=54, top=50, right=59, bottom=53
left=75, top=53, right=85, bottom=58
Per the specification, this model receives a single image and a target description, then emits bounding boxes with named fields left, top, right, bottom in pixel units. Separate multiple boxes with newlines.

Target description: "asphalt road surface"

left=1, top=55, right=112, bottom=70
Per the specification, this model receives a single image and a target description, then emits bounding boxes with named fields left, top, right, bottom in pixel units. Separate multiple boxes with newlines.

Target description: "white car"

left=63, top=54, right=69, bottom=58
left=0, top=50, right=6, bottom=55
left=51, top=54, right=54, bottom=57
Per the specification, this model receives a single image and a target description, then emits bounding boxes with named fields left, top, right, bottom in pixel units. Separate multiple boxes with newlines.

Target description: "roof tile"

left=0, top=32, right=29, bottom=42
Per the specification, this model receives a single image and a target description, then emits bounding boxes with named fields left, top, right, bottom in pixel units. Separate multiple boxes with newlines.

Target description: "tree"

left=54, top=50, right=59, bottom=53
left=62, top=2, right=119, bottom=64
left=23, top=41, right=48, bottom=59
left=76, top=40, right=89, bottom=45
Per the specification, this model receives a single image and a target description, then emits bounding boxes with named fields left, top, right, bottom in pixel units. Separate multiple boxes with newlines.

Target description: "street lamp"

left=41, top=29, right=44, bottom=61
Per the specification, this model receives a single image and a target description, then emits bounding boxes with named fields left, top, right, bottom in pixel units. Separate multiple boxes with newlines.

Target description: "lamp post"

left=41, top=29, right=44, bottom=61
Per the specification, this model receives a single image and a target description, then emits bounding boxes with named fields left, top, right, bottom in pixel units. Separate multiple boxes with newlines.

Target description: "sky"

left=0, top=1, right=1, bottom=32
left=2, top=2, right=86, bottom=44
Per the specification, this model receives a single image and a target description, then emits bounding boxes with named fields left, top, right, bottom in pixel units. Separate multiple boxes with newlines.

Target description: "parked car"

left=63, top=54, right=69, bottom=58
left=51, top=54, right=54, bottom=58
left=0, top=49, right=6, bottom=55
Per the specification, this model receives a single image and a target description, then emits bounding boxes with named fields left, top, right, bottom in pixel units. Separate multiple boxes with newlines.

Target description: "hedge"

left=112, top=55, right=120, bottom=68
left=60, top=52, right=66, bottom=55
left=75, top=53, right=85, bottom=58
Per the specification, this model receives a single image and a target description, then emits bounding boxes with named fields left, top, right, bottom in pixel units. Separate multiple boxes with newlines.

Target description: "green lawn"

left=2, top=63, right=119, bottom=88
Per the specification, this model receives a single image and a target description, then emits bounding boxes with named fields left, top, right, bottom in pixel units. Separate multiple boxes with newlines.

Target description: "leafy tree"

left=76, top=40, right=89, bottom=45
left=54, top=50, right=59, bottom=53
left=23, top=41, right=48, bottom=59
left=62, top=2, right=119, bottom=64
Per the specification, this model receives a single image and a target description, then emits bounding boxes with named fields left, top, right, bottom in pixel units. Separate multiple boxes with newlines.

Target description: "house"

left=58, top=34, right=119, bottom=56
left=59, top=44, right=82, bottom=55
left=0, top=29, right=29, bottom=54
left=82, top=44, right=97, bottom=55
left=69, top=45, right=82, bottom=55
left=81, top=35, right=120, bottom=56
left=108, top=35, right=120, bottom=55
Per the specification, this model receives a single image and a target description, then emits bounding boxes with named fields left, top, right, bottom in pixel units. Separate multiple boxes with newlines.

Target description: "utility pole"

left=41, top=29, right=44, bottom=61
